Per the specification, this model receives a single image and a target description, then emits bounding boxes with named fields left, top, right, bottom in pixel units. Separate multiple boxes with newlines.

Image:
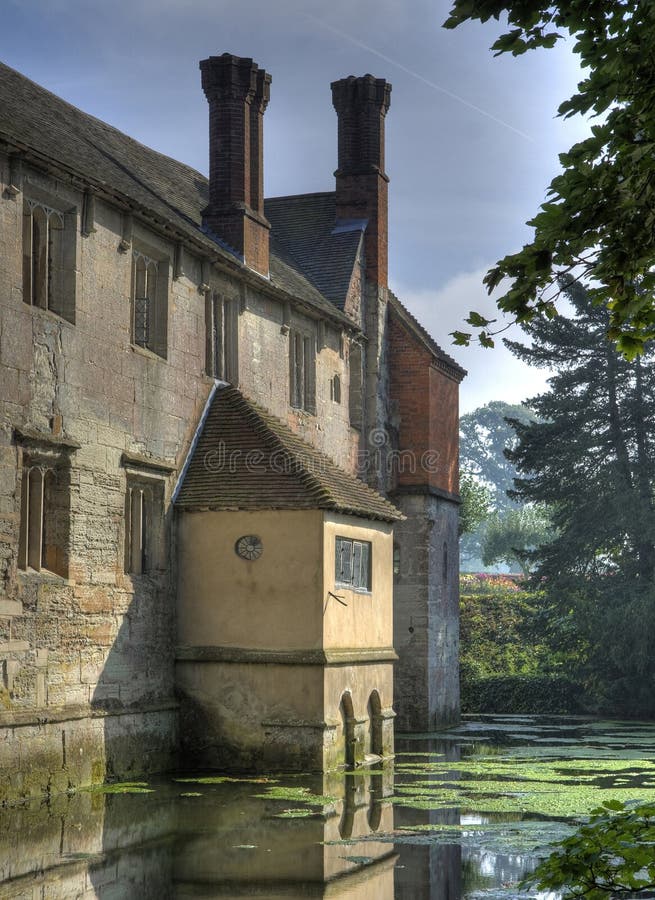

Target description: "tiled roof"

left=265, top=193, right=362, bottom=309
left=175, top=386, right=404, bottom=522
left=0, top=62, right=349, bottom=327
left=388, top=292, right=467, bottom=382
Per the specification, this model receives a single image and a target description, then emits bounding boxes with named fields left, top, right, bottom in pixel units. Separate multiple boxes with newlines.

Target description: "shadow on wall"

left=87, top=526, right=178, bottom=789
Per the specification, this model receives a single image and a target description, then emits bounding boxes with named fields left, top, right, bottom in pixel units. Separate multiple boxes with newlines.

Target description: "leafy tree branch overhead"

left=444, top=1, right=655, bottom=358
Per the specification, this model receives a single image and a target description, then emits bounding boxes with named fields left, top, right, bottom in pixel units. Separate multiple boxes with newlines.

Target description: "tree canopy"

left=482, top=505, right=554, bottom=574
left=527, top=801, right=655, bottom=898
left=444, top=1, right=655, bottom=357
left=460, top=401, right=533, bottom=510
left=459, top=473, right=492, bottom=537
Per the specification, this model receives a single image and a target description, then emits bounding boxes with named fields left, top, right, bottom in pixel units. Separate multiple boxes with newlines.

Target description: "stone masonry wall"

left=391, top=493, right=460, bottom=732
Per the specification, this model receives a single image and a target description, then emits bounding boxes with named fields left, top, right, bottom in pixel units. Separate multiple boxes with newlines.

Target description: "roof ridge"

left=265, top=190, right=336, bottom=203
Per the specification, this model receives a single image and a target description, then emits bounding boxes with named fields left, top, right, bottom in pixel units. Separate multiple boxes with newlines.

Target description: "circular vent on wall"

left=235, top=535, right=263, bottom=561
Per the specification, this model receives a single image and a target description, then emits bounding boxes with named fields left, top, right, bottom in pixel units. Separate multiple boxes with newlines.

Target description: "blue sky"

left=2, top=0, right=590, bottom=412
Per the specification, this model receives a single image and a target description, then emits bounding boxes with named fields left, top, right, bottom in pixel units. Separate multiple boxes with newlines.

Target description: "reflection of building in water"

left=393, top=736, right=462, bottom=900
left=0, top=789, right=176, bottom=898
left=174, top=770, right=397, bottom=898
left=0, top=772, right=398, bottom=898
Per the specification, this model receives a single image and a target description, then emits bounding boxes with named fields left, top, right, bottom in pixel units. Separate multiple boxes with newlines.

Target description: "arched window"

left=23, top=201, right=72, bottom=321
left=132, top=249, right=167, bottom=357
left=331, top=374, right=341, bottom=404
left=18, top=455, right=70, bottom=577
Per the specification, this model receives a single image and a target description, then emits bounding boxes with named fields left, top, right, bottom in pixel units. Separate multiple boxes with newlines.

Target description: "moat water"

left=3, top=715, right=655, bottom=899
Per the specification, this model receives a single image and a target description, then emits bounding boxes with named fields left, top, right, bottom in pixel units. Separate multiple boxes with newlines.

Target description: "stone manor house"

left=0, top=53, right=464, bottom=801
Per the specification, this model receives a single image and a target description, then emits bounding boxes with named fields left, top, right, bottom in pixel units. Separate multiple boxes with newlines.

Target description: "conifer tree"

left=506, top=284, right=655, bottom=713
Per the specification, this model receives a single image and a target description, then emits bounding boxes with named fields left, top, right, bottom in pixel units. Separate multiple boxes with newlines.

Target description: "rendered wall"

left=322, top=511, right=394, bottom=650
left=176, top=508, right=395, bottom=770
left=177, top=509, right=324, bottom=651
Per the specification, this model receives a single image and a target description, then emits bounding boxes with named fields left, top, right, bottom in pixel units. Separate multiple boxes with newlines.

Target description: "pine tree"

left=506, top=284, right=655, bottom=713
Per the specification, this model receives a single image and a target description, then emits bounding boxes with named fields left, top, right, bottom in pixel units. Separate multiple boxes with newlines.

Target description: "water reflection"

left=7, top=715, right=632, bottom=898
left=174, top=770, right=397, bottom=898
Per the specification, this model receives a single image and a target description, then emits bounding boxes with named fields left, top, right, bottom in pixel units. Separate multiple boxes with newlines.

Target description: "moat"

left=4, top=715, right=655, bottom=899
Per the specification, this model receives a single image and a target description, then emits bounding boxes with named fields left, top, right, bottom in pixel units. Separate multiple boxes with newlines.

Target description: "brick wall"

left=388, top=312, right=460, bottom=496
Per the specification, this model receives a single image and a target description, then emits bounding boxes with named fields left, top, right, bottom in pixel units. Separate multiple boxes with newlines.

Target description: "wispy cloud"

left=303, top=12, right=534, bottom=142
left=391, top=269, right=552, bottom=413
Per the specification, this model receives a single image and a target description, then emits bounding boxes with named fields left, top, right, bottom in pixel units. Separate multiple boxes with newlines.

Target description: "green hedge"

left=459, top=574, right=585, bottom=714
left=462, top=674, right=584, bottom=715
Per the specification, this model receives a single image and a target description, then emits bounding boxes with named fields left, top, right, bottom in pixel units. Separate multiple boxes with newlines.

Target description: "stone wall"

left=391, top=493, right=460, bottom=732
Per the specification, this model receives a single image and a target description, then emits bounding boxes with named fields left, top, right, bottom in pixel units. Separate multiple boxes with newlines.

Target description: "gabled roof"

left=388, top=292, right=467, bottom=383
left=0, top=62, right=349, bottom=328
left=265, top=193, right=363, bottom=309
left=175, top=386, right=404, bottom=522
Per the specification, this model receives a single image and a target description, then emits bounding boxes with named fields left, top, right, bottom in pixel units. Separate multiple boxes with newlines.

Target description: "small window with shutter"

left=335, top=536, right=372, bottom=592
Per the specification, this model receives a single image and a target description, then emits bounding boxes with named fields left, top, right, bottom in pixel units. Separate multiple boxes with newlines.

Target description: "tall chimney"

left=331, top=75, right=392, bottom=289
left=200, top=53, right=271, bottom=276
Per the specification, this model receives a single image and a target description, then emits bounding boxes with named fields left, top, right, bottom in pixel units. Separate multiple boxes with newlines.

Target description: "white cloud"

left=391, top=269, right=553, bottom=414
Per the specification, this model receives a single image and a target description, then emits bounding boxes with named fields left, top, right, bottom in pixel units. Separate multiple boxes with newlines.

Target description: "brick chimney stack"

left=331, top=75, right=392, bottom=289
left=200, top=53, right=271, bottom=276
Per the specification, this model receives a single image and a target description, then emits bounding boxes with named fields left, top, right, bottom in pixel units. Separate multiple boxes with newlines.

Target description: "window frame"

left=17, top=449, right=72, bottom=578
left=289, top=328, right=316, bottom=414
left=22, top=196, right=76, bottom=324
left=348, top=340, right=364, bottom=430
left=131, top=247, right=169, bottom=359
left=124, top=472, right=165, bottom=577
left=205, top=292, right=239, bottom=383
left=335, top=536, right=372, bottom=593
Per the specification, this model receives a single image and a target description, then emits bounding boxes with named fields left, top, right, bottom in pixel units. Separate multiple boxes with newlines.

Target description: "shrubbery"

left=460, top=574, right=582, bottom=714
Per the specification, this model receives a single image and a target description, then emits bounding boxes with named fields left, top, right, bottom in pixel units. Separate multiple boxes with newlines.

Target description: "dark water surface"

left=3, top=715, right=655, bottom=898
